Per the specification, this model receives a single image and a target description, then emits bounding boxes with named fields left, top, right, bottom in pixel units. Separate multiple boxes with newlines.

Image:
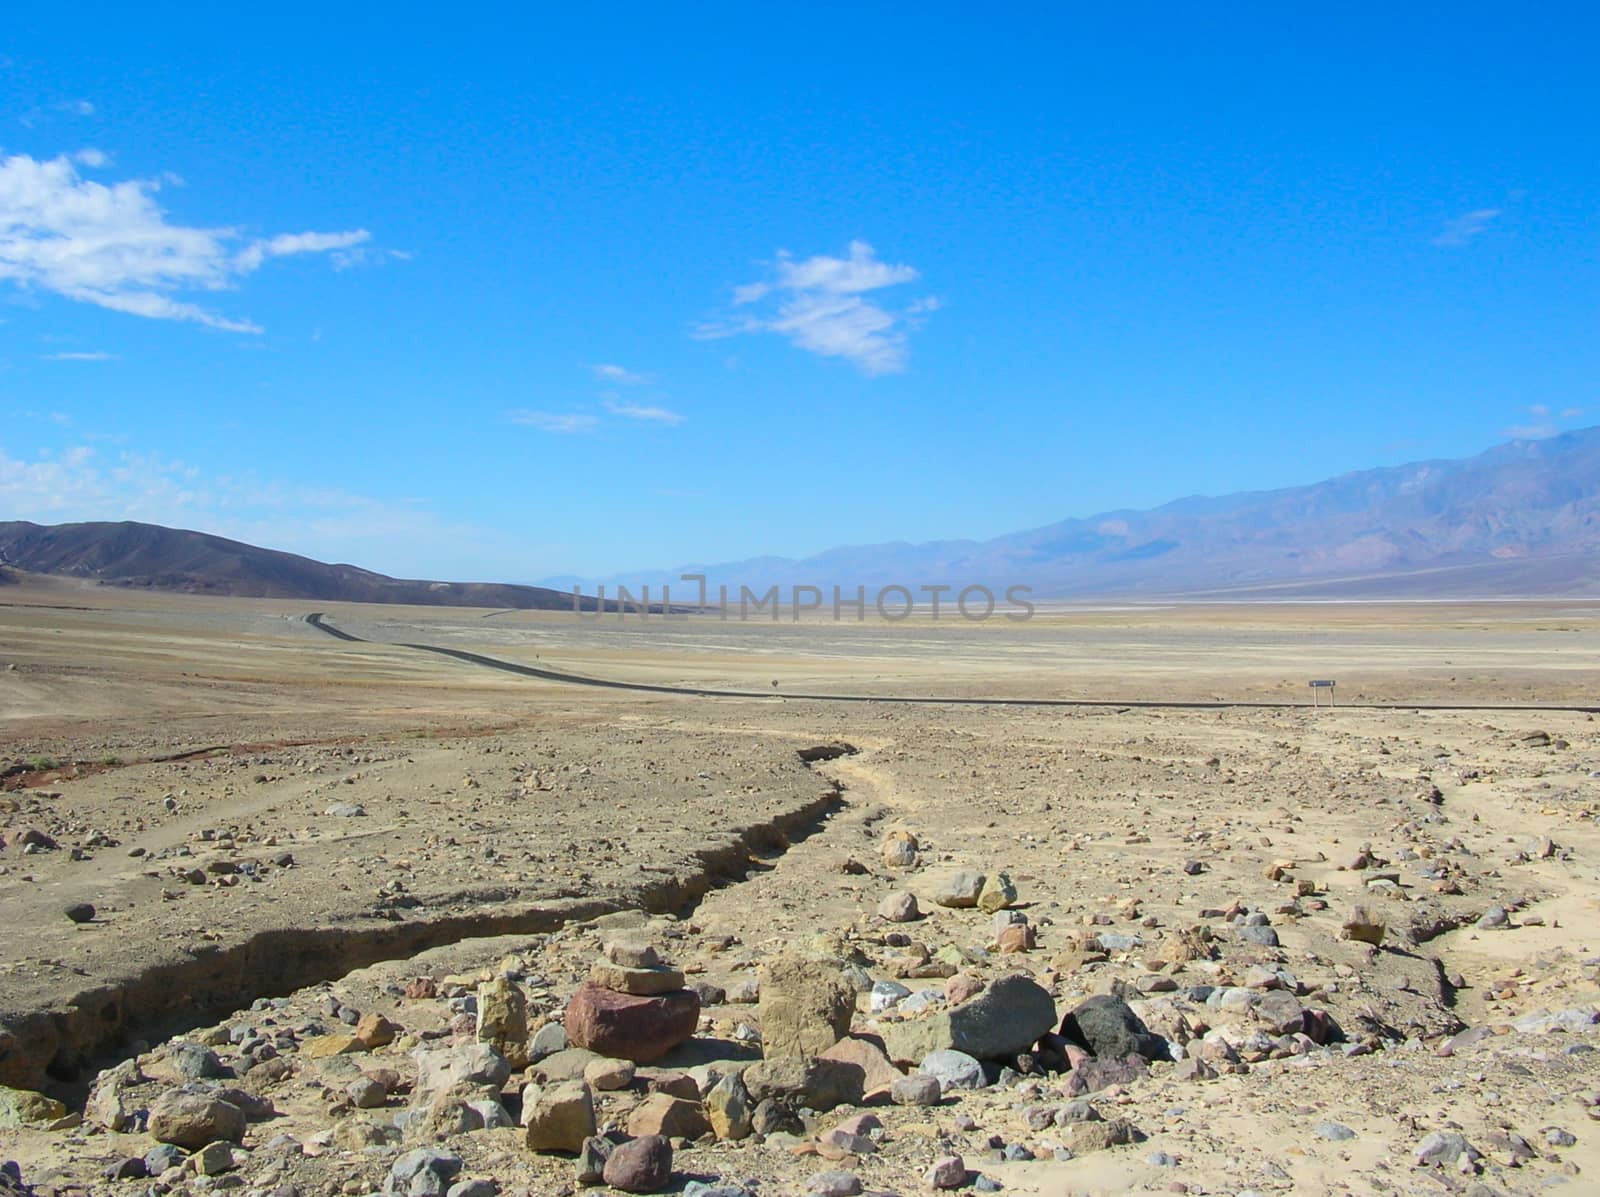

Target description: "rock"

left=64, top=903, right=94, bottom=923
left=172, top=1041, right=225, bottom=1080
left=706, top=1071, right=752, bottom=1140
left=144, top=1144, right=186, bottom=1175
left=476, top=977, right=529, bottom=1066
left=682, top=1184, right=754, bottom=1197
left=86, top=1059, right=144, bottom=1131
left=529, top=1022, right=568, bottom=1062
left=690, top=980, right=726, bottom=1006
left=870, top=979, right=913, bottom=1013
left=1315, top=1122, right=1356, bottom=1141
left=1341, top=907, right=1385, bottom=946
left=1067, top=1118, right=1138, bottom=1153
left=575, top=1136, right=612, bottom=1186
left=1061, top=1054, right=1147, bottom=1096
left=0, top=1088, right=67, bottom=1127
left=997, top=924, right=1035, bottom=953
left=583, top=1057, right=636, bottom=1091
left=605, top=942, right=662, bottom=968
left=355, top=1012, right=398, bottom=1048
left=467, top=1098, right=513, bottom=1130
left=644, top=1070, right=698, bottom=1100
left=1255, top=991, right=1305, bottom=1036
left=626, top=1093, right=711, bottom=1140
left=347, top=1076, right=387, bottom=1108
left=589, top=963, right=688, bottom=996
left=752, top=1097, right=803, bottom=1137
left=725, top=977, right=760, bottom=1003
left=927, top=1156, right=968, bottom=1189
left=146, top=1087, right=246, bottom=1148
left=523, top=1081, right=597, bottom=1154
left=388, top=1149, right=464, bottom=1197
left=812, top=1036, right=897, bottom=1105
left=878, top=890, right=919, bottom=922
left=881, top=830, right=918, bottom=868
left=1476, top=906, right=1509, bottom=930
left=743, top=1055, right=859, bottom=1112
left=880, top=973, right=1056, bottom=1064
left=891, top=1073, right=942, bottom=1106
left=564, top=983, right=700, bottom=1064
left=301, top=1033, right=365, bottom=1059
left=602, top=1135, right=673, bottom=1193
left=945, top=973, right=984, bottom=1004
left=447, top=1182, right=498, bottom=1197
left=414, top=1044, right=512, bottom=1103
left=1237, top=924, right=1280, bottom=947
left=920, top=1049, right=985, bottom=1091
left=1415, top=1131, right=1481, bottom=1168
left=934, top=870, right=985, bottom=908
left=977, top=873, right=1017, bottom=913
left=806, top=1170, right=862, bottom=1197
left=1058, top=995, right=1166, bottom=1061
left=758, top=954, right=855, bottom=1060
left=194, top=1142, right=239, bottom=1176
left=534, top=1048, right=602, bottom=1083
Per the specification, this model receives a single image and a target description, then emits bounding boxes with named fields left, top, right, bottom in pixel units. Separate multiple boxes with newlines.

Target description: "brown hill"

left=0, top=521, right=601, bottom=610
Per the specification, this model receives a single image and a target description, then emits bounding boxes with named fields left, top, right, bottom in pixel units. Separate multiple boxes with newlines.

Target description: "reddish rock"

left=1061, top=1053, right=1148, bottom=1096
left=602, top=1134, right=673, bottom=1193
left=625, top=1093, right=712, bottom=1139
left=997, top=924, right=1036, bottom=953
left=818, top=1037, right=902, bottom=1102
left=563, top=983, right=700, bottom=1064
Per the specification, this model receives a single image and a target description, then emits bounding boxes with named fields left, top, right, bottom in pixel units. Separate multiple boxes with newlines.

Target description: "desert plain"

left=1, top=574, right=1598, bottom=1197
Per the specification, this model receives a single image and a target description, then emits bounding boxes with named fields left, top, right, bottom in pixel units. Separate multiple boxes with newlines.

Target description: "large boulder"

left=817, top=1037, right=902, bottom=1101
left=146, top=1086, right=247, bottom=1149
left=0, top=1087, right=66, bottom=1128
left=564, top=984, right=699, bottom=1064
left=880, top=974, right=1055, bottom=1065
left=743, top=1055, right=859, bottom=1113
left=1058, top=995, right=1167, bottom=1061
left=523, top=1080, right=596, bottom=1154
left=758, top=955, right=855, bottom=1061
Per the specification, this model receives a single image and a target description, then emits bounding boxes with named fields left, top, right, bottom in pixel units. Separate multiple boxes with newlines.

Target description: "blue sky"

left=2, top=5, right=1596, bottom=581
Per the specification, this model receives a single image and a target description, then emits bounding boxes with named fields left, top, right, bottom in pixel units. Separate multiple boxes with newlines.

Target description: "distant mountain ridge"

left=0, top=520, right=599, bottom=609
left=587, top=427, right=1600, bottom=598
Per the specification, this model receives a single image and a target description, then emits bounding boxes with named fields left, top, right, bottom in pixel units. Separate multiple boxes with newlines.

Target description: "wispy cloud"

left=0, top=151, right=375, bottom=332
left=592, top=363, right=650, bottom=386
left=602, top=397, right=684, bottom=425
left=1503, top=402, right=1585, bottom=440
left=1433, top=208, right=1501, bottom=248
left=698, top=240, right=933, bottom=375
left=507, top=409, right=599, bottom=434
left=42, top=350, right=113, bottom=361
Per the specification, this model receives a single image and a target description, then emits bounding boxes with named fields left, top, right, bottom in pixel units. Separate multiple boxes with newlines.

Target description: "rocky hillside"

left=0, top=521, right=595, bottom=609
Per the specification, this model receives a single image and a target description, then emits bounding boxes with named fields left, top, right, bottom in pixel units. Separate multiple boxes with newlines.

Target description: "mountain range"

left=4, top=428, right=1599, bottom=603
left=565, top=426, right=1600, bottom=599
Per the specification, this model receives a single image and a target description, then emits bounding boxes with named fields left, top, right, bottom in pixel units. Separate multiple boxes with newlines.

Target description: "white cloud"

left=42, top=350, right=113, bottom=361
left=602, top=397, right=684, bottom=425
left=1561, top=407, right=1584, bottom=419
left=592, top=363, right=650, bottom=385
left=700, top=240, right=932, bottom=375
left=73, top=147, right=108, bottom=168
left=507, top=409, right=598, bottom=433
left=0, top=150, right=373, bottom=331
left=1433, top=208, right=1501, bottom=248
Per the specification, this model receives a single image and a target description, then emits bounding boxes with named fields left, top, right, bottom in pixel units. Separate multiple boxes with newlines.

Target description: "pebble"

left=64, top=903, right=95, bottom=923
left=805, top=1170, right=862, bottom=1197
left=1314, top=1121, right=1356, bottom=1141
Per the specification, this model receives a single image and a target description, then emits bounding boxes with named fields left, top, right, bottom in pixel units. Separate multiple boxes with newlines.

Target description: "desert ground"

left=1, top=573, right=1597, bottom=1197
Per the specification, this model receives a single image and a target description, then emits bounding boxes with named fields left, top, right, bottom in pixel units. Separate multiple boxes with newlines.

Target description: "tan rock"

left=588, top=962, right=687, bottom=996
left=476, top=976, right=529, bottom=1066
left=301, top=1033, right=366, bottom=1059
left=523, top=1080, right=596, bottom=1154
left=583, top=1057, right=636, bottom=1091
left=758, top=953, right=854, bottom=1061
left=355, top=1013, right=399, bottom=1049
left=626, top=1092, right=712, bottom=1140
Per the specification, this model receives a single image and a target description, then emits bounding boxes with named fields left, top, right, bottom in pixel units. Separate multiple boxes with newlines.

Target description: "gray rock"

left=805, top=1171, right=862, bottom=1197
left=1236, top=924, right=1280, bottom=948
left=387, top=1150, right=464, bottom=1197
left=1476, top=906, right=1509, bottom=930
left=920, top=1050, right=986, bottom=1092
left=144, top=1145, right=187, bottom=1175
left=446, top=1182, right=498, bottom=1197
left=934, top=870, right=986, bottom=908
left=146, top=1087, right=246, bottom=1149
left=1415, top=1131, right=1480, bottom=1168
left=528, top=1022, right=568, bottom=1062
left=880, top=973, right=1056, bottom=1064
left=575, top=1136, right=612, bottom=1186
left=1314, top=1121, right=1356, bottom=1141
left=870, top=980, right=912, bottom=1013
left=173, top=1042, right=226, bottom=1080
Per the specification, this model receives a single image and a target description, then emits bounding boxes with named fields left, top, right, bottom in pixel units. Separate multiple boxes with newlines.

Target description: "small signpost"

left=1309, top=679, right=1336, bottom=708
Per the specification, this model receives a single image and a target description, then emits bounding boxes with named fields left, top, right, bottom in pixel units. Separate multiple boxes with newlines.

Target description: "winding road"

left=302, top=612, right=1599, bottom=715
